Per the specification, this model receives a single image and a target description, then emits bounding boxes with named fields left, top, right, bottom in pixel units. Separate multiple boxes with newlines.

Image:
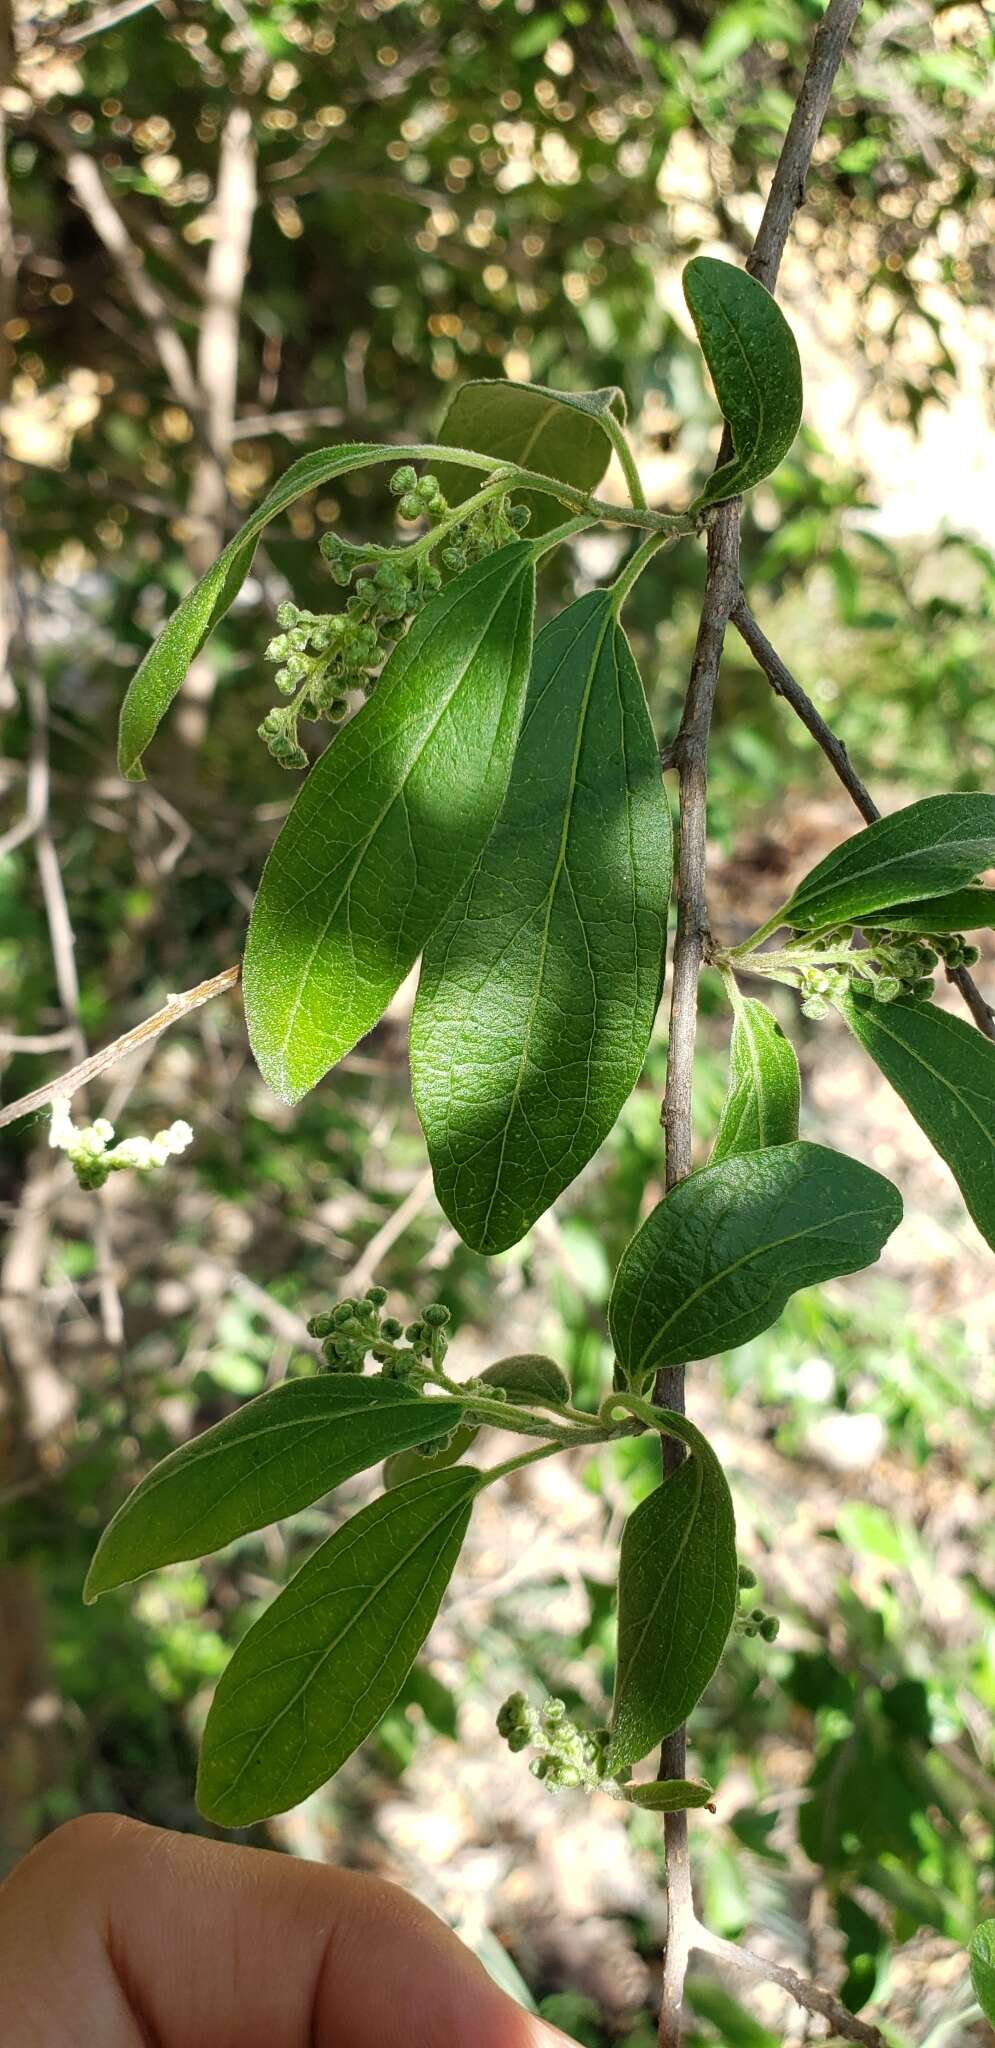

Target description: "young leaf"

left=609, top=1141, right=902, bottom=1387
left=682, top=257, right=802, bottom=510
left=607, top=1439, right=737, bottom=1774
left=197, top=1466, right=478, bottom=1826
left=621, top=1778, right=715, bottom=1812
left=85, top=1377, right=463, bottom=1598
left=243, top=545, right=535, bottom=1102
left=773, top=795, right=995, bottom=933
left=411, top=593, right=671, bottom=1254
left=859, top=886, right=995, bottom=933
left=434, top=379, right=625, bottom=534
left=480, top=1354, right=571, bottom=1405
left=969, top=1920, right=995, bottom=2027
left=382, top=1425, right=479, bottom=1492
left=119, top=443, right=415, bottom=780
left=710, top=995, right=800, bottom=1163
left=839, top=992, right=995, bottom=1252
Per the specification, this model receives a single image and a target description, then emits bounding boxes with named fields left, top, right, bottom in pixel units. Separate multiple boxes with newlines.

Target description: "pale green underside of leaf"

left=434, top=378, right=625, bottom=534
left=682, top=257, right=802, bottom=511
left=710, top=996, right=800, bottom=1163
left=119, top=443, right=425, bottom=779
left=840, top=992, right=995, bottom=1253
left=411, top=593, right=671, bottom=1254
left=383, top=1356, right=568, bottom=1489
left=85, top=1376, right=461, bottom=1598
left=197, top=1466, right=478, bottom=1826
left=777, top=795, right=995, bottom=931
left=621, top=1778, right=714, bottom=1811
left=860, top=886, right=995, bottom=933
left=969, top=1919, right=995, bottom=2026
left=243, top=545, right=535, bottom=1102
left=609, top=1140, right=902, bottom=1384
left=607, top=1447, right=737, bottom=1774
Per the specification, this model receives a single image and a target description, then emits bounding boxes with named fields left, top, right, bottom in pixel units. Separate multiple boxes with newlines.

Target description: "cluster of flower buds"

left=798, top=962, right=852, bottom=1021
left=307, top=1287, right=452, bottom=1380
left=50, top=1099, right=193, bottom=1192
left=496, top=1693, right=610, bottom=1792
left=733, top=1564, right=779, bottom=1641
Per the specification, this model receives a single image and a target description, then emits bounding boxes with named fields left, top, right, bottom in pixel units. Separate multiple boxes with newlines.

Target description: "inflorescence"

left=259, top=464, right=530, bottom=768
left=50, top=1098, right=193, bottom=1191
left=496, top=1694, right=611, bottom=1793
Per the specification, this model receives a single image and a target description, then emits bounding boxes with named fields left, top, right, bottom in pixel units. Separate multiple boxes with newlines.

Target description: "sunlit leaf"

left=710, top=995, right=800, bottom=1162
left=621, top=1778, right=715, bottom=1811
left=775, top=795, right=995, bottom=933
left=969, top=1920, right=995, bottom=2026
left=682, top=257, right=802, bottom=509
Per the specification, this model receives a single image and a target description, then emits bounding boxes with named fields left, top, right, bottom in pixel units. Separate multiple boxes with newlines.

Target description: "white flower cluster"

left=49, top=1098, right=193, bottom=1191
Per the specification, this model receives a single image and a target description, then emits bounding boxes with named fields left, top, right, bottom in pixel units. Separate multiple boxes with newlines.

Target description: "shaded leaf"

left=85, top=1377, right=462, bottom=1597
left=383, top=1424, right=478, bottom=1492
left=776, top=795, right=995, bottom=932
left=481, top=1354, right=570, bottom=1405
left=840, top=991, right=995, bottom=1252
left=435, top=379, right=625, bottom=534
left=860, top=886, right=995, bottom=933
left=607, top=1439, right=737, bottom=1773
left=243, top=545, right=534, bottom=1102
left=682, top=257, right=802, bottom=510
left=969, top=1920, right=995, bottom=2026
left=621, top=1777, right=714, bottom=1811
left=197, top=1467, right=478, bottom=1825
left=710, top=995, right=800, bottom=1162
left=609, top=1141, right=902, bottom=1386
left=411, top=593, right=671, bottom=1252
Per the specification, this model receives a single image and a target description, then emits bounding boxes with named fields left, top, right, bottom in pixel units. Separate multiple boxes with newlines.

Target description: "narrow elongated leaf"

left=435, top=379, right=625, bottom=534
left=411, top=594, right=671, bottom=1253
left=85, top=1377, right=462, bottom=1598
left=969, top=1920, right=995, bottom=2026
left=710, top=996, right=800, bottom=1163
left=607, top=1441, right=737, bottom=1773
left=860, top=887, right=995, bottom=933
left=198, top=1466, right=478, bottom=1825
left=682, top=257, right=802, bottom=510
left=117, top=442, right=491, bottom=780
left=840, top=992, right=995, bottom=1252
left=244, top=545, right=535, bottom=1102
left=775, top=795, right=995, bottom=933
left=609, top=1141, right=902, bottom=1386
left=621, top=1778, right=715, bottom=1812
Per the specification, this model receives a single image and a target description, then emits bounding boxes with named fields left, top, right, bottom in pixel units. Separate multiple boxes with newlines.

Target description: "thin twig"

left=654, top=6, right=865, bottom=2042
left=338, top=1166, right=437, bottom=1300
left=732, top=593, right=995, bottom=1039
left=691, top=1923, right=887, bottom=2046
left=0, top=966, right=241, bottom=1131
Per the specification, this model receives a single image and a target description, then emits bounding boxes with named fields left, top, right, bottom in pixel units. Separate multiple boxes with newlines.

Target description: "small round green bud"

left=507, top=1728, right=530, bottom=1753
left=541, top=1697, right=566, bottom=1726
left=399, top=492, right=423, bottom=521
left=389, top=465, right=418, bottom=496
left=380, top=1316, right=404, bottom=1341
left=872, top=976, right=901, bottom=1004
left=530, top=1756, right=551, bottom=1780
left=440, top=546, right=466, bottom=571
left=416, top=473, right=440, bottom=500
left=760, top=1615, right=780, bottom=1642
left=421, top=1303, right=451, bottom=1328
left=276, top=600, right=300, bottom=627
left=507, top=503, right=531, bottom=531
left=737, top=1564, right=758, bottom=1590
left=307, top=1312, right=336, bottom=1338
left=749, top=1608, right=765, bottom=1624
left=913, top=976, right=935, bottom=1000
left=962, top=943, right=981, bottom=966
left=801, top=995, right=829, bottom=1021
left=422, top=566, right=442, bottom=593
left=365, top=1285, right=389, bottom=1308
left=405, top=1321, right=426, bottom=1344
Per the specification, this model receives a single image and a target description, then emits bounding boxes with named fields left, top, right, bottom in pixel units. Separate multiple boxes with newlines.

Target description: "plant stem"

left=601, top=408, right=648, bottom=510
left=482, top=1439, right=567, bottom=1487
left=653, top=5, right=865, bottom=2040
left=611, top=532, right=672, bottom=615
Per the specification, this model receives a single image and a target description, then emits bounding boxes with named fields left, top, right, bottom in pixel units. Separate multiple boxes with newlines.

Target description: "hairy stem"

left=654, top=5, right=864, bottom=2040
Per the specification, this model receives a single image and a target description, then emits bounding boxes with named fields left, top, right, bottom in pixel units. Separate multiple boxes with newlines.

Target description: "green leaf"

left=682, top=257, right=802, bottom=510
left=839, top=992, right=995, bottom=1252
left=710, top=995, right=800, bottom=1163
left=197, top=1466, right=478, bottom=1825
left=383, top=1424, right=478, bottom=1491
left=607, top=1437, right=737, bottom=1773
left=860, top=886, right=995, bottom=933
left=434, top=380, right=625, bottom=535
left=85, top=1377, right=463, bottom=1598
left=411, top=593, right=671, bottom=1253
left=119, top=443, right=399, bottom=780
left=243, top=545, right=535, bottom=1102
left=774, top=795, right=995, bottom=933
left=621, top=1778, right=715, bottom=1811
left=969, top=1919, right=995, bottom=2026
left=480, top=1354, right=571, bottom=1405
left=609, top=1141, right=902, bottom=1386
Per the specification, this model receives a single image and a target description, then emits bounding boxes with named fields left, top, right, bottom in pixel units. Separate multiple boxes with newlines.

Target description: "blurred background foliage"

left=1, top=1, right=994, bottom=2042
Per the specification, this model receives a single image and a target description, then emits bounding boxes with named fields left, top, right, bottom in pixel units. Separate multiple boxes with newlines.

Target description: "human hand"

left=0, top=1815, right=573, bottom=2047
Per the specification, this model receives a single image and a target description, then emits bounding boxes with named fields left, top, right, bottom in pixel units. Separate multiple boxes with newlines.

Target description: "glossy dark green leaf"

left=411, top=593, right=671, bottom=1253
left=243, top=545, right=535, bottom=1102
left=621, top=1778, right=714, bottom=1811
left=710, top=996, right=800, bottom=1163
left=775, top=795, right=995, bottom=933
left=85, top=1377, right=462, bottom=1598
left=607, top=1439, right=737, bottom=1773
left=860, top=887, right=995, bottom=933
left=840, top=992, right=995, bottom=1252
left=682, top=257, right=802, bottom=510
left=197, top=1466, right=478, bottom=1825
left=118, top=443, right=436, bottom=780
left=969, top=1920, right=995, bottom=2025
left=609, top=1141, right=902, bottom=1387
left=434, top=379, right=625, bottom=534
